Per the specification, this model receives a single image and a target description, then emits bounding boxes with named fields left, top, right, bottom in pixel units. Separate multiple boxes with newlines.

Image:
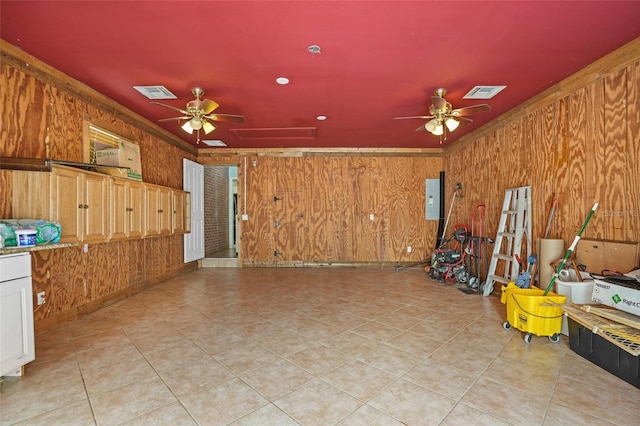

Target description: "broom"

left=543, top=203, right=598, bottom=296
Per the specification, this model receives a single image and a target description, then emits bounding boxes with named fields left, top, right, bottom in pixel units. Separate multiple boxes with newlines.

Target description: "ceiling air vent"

left=463, top=86, right=506, bottom=99
left=133, top=85, right=177, bottom=99
left=201, top=140, right=227, bottom=147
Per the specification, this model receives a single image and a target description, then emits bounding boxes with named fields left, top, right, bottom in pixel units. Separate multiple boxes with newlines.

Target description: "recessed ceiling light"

left=316, top=115, right=327, bottom=121
left=201, top=140, right=227, bottom=147
left=276, top=77, right=290, bottom=85
left=133, top=85, right=177, bottom=99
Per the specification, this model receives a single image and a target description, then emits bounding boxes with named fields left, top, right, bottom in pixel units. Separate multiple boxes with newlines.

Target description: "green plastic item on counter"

left=0, top=219, right=62, bottom=246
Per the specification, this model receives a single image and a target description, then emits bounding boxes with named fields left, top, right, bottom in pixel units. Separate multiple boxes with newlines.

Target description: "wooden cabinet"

left=12, top=165, right=109, bottom=243
left=50, top=166, right=110, bottom=243
left=145, top=184, right=172, bottom=236
left=12, top=166, right=189, bottom=242
left=172, top=189, right=189, bottom=234
left=110, top=178, right=145, bottom=240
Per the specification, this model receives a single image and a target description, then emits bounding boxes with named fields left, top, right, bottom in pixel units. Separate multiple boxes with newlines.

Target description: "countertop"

left=0, top=242, right=77, bottom=255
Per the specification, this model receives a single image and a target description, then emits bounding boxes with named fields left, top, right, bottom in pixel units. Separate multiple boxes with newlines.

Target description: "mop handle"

left=543, top=203, right=598, bottom=295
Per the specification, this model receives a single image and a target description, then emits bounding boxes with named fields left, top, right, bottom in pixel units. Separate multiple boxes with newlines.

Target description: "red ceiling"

left=2, top=1, right=640, bottom=150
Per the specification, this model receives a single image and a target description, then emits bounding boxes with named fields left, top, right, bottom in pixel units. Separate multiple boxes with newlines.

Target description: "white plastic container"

left=555, top=271, right=594, bottom=336
left=15, top=229, right=37, bottom=247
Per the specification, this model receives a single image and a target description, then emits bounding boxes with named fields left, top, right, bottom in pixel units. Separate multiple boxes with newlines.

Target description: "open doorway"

left=203, top=165, right=238, bottom=259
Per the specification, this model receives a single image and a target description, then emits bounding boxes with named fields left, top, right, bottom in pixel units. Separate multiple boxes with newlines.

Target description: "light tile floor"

left=1, top=267, right=639, bottom=425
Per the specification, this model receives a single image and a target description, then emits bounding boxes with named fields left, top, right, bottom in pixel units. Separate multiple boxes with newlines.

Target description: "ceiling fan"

left=152, top=87, right=245, bottom=143
left=394, top=88, right=491, bottom=142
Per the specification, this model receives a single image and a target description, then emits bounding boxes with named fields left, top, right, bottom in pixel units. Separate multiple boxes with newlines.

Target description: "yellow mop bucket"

left=501, top=282, right=567, bottom=343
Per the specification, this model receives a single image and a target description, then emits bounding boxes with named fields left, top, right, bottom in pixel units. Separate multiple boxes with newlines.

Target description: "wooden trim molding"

left=0, top=157, right=52, bottom=172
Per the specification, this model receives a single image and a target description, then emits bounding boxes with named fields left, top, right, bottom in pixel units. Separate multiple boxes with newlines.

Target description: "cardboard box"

left=91, top=165, right=131, bottom=179
left=95, top=140, right=142, bottom=181
left=591, top=278, right=640, bottom=316
left=576, top=239, right=639, bottom=274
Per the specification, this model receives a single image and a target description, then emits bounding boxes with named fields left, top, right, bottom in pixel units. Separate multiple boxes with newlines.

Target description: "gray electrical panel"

left=425, top=179, right=440, bottom=220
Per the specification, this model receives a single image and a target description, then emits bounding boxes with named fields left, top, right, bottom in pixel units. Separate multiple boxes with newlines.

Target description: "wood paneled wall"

left=30, top=236, right=186, bottom=331
left=198, top=153, right=443, bottom=265
left=1, top=42, right=197, bottom=331
left=443, top=39, right=640, bottom=256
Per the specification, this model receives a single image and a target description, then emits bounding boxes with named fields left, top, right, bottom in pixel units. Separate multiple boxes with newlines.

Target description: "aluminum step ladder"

left=482, top=186, right=532, bottom=296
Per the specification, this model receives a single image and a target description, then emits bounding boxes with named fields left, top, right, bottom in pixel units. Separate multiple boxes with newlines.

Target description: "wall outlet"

left=241, top=214, right=249, bottom=221
left=369, top=214, right=374, bottom=221
left=37, top=291, right=46, bottom=306
left=407, top=246, right=412, bottom=253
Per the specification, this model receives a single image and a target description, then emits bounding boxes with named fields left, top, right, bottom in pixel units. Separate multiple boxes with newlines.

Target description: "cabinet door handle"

left=84, top=204, right=89, bottom=209
left=78, top=204, right=83, bottom=209
left=158, top=209, right=163, bottom=213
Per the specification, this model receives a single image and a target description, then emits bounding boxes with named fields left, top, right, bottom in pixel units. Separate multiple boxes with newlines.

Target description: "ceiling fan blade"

left=451, top=116, right=473, bottom=129
left=204, top=113, right=245, bottom=123
left=158, top=116, right=191, bottom=122
left=201, top=99, right=219, bottom=114
left=431, top=95, right=447, bottom=111
left=394, top=115, right=434, bottom=120
left=451, top=104, right=491, bottom=117
left=151, top=101, right=189, bottom=115
left=415, top=123, right=428, bottom=132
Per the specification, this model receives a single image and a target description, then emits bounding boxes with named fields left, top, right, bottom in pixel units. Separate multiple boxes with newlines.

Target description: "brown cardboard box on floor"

left=576, top=239, right=640, bottom=274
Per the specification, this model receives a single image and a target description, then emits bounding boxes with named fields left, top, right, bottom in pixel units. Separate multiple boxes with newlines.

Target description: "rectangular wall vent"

left=463, top=86, right=506, bottom=99
left=133, top=85, right=177, bottom=99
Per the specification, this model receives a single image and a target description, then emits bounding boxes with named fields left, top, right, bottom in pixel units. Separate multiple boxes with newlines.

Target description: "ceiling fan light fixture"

left=189, top=116, right=203, bottom=131
left=432, top=124, right=444, bottom=136
left=153, top=88, right=245, bottom=144
left=425, top=118, right=438, bottom=133
left=181, top=121, right=194, bottom=134
left=202, top=120, right=216, bottom=134
left=445, top=118, right=460, bottom=132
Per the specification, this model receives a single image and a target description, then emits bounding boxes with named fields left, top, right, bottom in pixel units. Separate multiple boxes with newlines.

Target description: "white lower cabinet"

left=0, top=252, right=35, bottom=377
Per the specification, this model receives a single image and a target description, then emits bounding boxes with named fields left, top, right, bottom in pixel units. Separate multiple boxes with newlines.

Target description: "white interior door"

left=183, top=159, right=204, bottom=263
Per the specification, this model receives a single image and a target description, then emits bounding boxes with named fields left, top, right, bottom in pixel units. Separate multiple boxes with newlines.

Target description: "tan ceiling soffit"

left=444, top=36, right=640, bottom=155
left=0, top=39, right=197, bottom=157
